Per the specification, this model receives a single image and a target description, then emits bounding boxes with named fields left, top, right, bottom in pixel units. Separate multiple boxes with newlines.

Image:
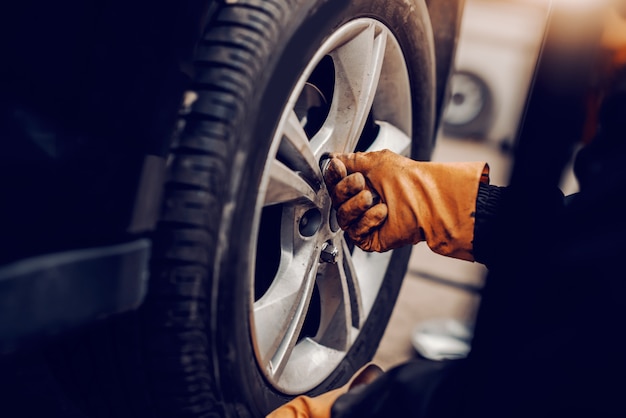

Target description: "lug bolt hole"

left=299, top=209, right=322, bottom=237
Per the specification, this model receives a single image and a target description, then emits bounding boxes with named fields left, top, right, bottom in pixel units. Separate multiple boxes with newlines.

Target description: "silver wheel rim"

left=249, top=18, right=413, bottom=394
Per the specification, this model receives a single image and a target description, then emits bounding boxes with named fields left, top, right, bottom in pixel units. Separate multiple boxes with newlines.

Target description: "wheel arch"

left=425, top=0, right=466, bottom=129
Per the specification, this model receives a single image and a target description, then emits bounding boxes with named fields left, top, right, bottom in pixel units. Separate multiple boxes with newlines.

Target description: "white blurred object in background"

left=412, top=318, right=474, bottom=361
left=442, top=0, right=550, bottom=149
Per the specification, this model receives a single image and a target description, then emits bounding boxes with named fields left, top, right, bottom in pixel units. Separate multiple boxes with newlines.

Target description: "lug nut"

left=320, top=242, right=338, bottom=264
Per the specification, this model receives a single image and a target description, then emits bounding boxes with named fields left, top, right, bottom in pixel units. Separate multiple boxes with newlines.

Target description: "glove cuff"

left=419, top=161, right=489, bottom=261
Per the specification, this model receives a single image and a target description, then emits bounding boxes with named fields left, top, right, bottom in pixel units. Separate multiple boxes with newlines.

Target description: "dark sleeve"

left=331, top=358, right=467, bottom=418
left=472, top=183, right=506, bottom=266
left=472, top=182, right=566, bottom=267
left=470, top=66, right=626, bottom=269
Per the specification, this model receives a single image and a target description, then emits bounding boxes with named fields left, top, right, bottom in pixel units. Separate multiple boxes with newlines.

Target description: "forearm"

left=472, top=183, right=566, bottom=267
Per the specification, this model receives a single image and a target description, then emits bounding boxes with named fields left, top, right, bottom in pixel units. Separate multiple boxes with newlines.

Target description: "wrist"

left=419, top=162, right=489, bottom=261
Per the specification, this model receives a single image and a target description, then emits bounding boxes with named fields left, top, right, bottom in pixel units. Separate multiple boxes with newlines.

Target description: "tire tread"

left=133, top=1, right=291, bottom=417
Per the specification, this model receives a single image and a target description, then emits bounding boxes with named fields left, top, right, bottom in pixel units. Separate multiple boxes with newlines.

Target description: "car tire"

left=442, top=70, right=493, bottom=139
left=37, top=1, right=438, bottom=417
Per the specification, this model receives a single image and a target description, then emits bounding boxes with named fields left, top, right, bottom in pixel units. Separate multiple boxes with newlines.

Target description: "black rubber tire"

left=441, top=70, right=493, bottom=139
left=17, top=1, right=437, bottom=417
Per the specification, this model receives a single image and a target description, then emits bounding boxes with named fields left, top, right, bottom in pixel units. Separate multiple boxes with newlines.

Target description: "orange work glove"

left=324, top=150, right=489, bottom=261
left=266, top=363, right=383, bottom=418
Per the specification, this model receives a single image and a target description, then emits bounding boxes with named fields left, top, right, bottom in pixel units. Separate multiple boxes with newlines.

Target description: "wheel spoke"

left=254, top=269, right=317, bottom=379
left=278, top=110, right=323, bottom=185
left=350, top=247, right=392, bottom=317
left=263, top=159, right=317, bottom=206
left=310, top=22, right=387, bottom=154
left=314, top=239, right=354, bottom=350
left=278, top=338, right=347, bottom=393
left=340, top=237, right=363, bottom=328
left=253, top=237, right=320, bottom=379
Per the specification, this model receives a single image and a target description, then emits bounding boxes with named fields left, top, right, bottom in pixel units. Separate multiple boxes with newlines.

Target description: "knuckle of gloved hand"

left=337, top=205, right=356, bottom=229
left=350, top=208, right=384, bottom=239
left=336, top=152, right=361, bottom=174
left=351, top=190, right=374, bottom=211
left=337, top=192, right=372, bottom=228
left=337, top=207, right=359, bottom=229
left=334, top=173, right=366, bottom=202
left=324, top=157, right=347, bottom=185
left=337, top=198, right=387, bottom=232
left=364, top=203, right=388, bottom=225
left=354, top=206, right=389, bottom=253
left=351, top=222, right=373, bottom=241
left=378, top=149, right=403, bottom=167
left=350, top=231, right=375, bottom=252
left=337, top=206, right=351, bottom=229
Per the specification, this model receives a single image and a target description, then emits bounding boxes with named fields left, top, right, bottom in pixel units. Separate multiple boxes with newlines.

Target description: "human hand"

left=266, top=363, right=383, bottom=418
left=324, top=150, right=488, bottom=260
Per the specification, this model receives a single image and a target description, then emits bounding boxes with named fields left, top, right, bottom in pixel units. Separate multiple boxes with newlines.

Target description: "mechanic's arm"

left=323, top=150, right=570, bottom=268
left=323, top=150, right=489, bottom=261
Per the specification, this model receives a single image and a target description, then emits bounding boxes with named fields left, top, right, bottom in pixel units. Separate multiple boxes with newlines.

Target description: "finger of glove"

left=329, top=152, right=388, bottom=201
left=329, top=152, right=367, bottom=175
left=337, top=190, right=374, bottom=229
left=331, top=149, right=410, bottom=177
left=330, top=150, right=395, bottom=175
left=333, top=172, right=366, bottom=206
left=349, top=203, right=388, bottom=242
left=323, top=157, right=347, bottom=188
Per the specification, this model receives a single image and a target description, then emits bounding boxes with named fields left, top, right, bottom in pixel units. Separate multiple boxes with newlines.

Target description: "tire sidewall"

left=213, top=0, right=436, bottom=414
